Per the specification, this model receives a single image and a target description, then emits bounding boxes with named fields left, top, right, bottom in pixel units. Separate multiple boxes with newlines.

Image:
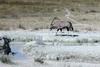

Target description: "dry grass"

left=0, top=0, right=100, bottom=31
left=0, top=17, right=52, bottom=30
left=0, top=13, right=100, bottom=31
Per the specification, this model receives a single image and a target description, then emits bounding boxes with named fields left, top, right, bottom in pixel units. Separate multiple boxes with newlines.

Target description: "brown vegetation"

left=0, top=0, right=100, bottom=31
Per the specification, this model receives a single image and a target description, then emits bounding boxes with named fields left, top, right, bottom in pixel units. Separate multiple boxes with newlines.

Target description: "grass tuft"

left=0, top=55, right=12, bottom=64
left=34, top=58, right=44, bottom=64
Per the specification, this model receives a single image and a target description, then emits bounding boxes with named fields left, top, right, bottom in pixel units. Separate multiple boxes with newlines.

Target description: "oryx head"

left=50, top=17, right=59, bottom=31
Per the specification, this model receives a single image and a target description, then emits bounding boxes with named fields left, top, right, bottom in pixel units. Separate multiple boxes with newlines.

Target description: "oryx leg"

left=60, top=28, right=63, bottom=36
left=56, top=29, right=59, bottom=35
left=66, top=27, right=69, bottom=35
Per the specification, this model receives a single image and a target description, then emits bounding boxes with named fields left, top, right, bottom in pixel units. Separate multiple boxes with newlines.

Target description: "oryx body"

left=50, top=17, right=74, bottom=35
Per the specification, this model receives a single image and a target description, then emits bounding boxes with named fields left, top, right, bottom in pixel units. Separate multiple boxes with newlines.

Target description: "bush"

left=34, top=58, right=44, bottom=64
left=90, top=10, right=97, bottom=13
left=34, top=28, right=39, bottom=30
left=76, top=39, right=88, bottom=43
left=70, top=8, right=75, bottom=11
left=0, top=55, right=12, bottom=64
left=18, top=24, right=26, bottom=30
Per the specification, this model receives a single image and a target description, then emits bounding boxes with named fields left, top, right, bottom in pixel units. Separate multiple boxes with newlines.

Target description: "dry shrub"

left=34, top=28, right=39, bottom=30
left=34, top=58, right=44, bottom=64
left=90, top=10, right=97, bottom=13
left=18, top=24, right=26, bottom=30
left=76, top=39, right=88, bottom=43
left=0, top=55, right=12, bottom=64
left=70, top=8, right=75, bottom=11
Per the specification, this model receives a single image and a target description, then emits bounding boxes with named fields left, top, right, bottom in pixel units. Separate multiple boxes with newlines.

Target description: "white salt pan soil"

left=0, top=29, right=100, bottom=67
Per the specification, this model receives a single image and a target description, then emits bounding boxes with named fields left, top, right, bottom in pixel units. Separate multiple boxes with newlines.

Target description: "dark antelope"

left=50, top=17, right=74, bottom=35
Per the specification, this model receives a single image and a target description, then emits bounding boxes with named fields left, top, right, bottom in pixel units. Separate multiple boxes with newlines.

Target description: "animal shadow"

left=56, top=34, right=78, bottom=37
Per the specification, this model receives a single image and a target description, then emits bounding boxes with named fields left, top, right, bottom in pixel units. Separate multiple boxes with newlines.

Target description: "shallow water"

left=11, top=45, right=27, bottom=60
